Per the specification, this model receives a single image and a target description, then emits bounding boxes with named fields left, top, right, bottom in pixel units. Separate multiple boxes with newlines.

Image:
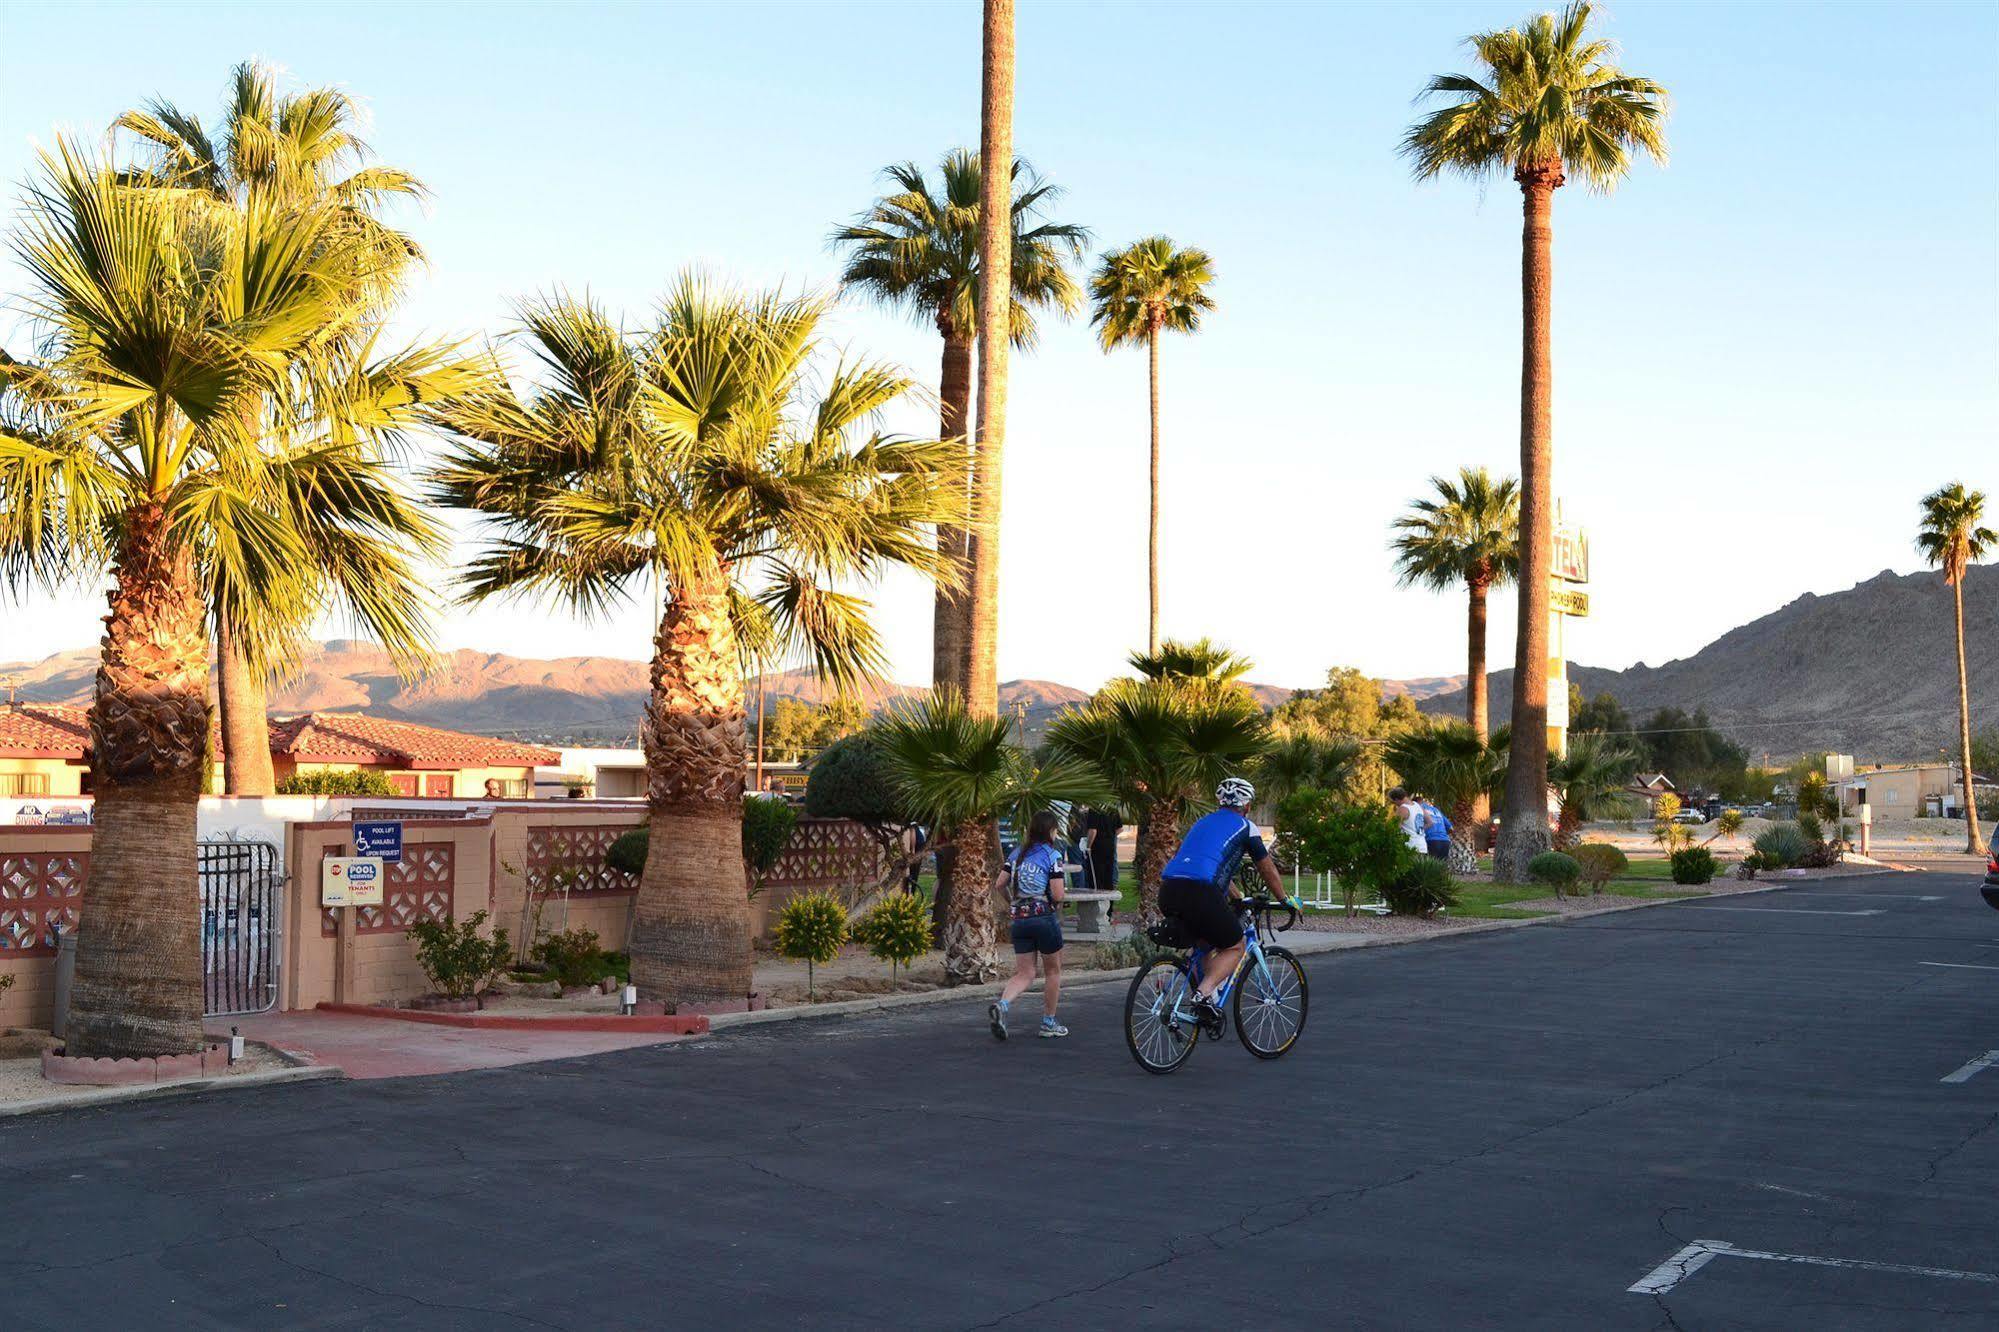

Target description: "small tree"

left=1279, top=791, right=1411, bottom=917
left=805, top=733, right=923, bottom=898
left=1652, top=791, right=1682, bottom=822
left=773, top=892, right=849, bottom=997
left=406, top=911, right=512, bottom=999
left=742, top=798, right=799, bottom=901
left=1706, top=808, right=1745, bottom=847
left=853, top=892, right=932, bottom=983
left=1653, top=820, right=1693, bottom=855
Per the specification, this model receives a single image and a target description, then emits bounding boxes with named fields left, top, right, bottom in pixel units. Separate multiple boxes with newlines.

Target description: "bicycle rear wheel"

left=1234, top=945, right=1308, bottom=1059
left=1125, top=958, right=1198, bottom=1074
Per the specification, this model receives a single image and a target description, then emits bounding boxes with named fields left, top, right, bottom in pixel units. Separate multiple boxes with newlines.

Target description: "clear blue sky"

left=2, top=1, right=1994, bottom=691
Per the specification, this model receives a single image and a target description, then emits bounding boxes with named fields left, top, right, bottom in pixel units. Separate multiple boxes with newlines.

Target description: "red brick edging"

left=42, top=1043, right=228, bottom=1086
left=315, top=1003, right=708, bottom=1035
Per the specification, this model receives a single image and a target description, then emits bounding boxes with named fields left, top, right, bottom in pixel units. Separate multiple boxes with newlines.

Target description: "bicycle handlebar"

left=1236, top=894, right=1298, bottom=933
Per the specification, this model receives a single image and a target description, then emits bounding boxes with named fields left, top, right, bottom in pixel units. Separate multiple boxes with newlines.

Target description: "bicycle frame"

left=1174, top=906, right=1279, bottom=1024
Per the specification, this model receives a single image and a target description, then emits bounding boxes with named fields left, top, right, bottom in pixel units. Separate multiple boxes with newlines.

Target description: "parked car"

left=1672, top=810, right=1706, bottom=825
left=1983, top=847, right=1999, bottom=912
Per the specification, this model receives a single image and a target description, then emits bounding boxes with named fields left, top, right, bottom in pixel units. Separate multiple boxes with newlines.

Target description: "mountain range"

left=4, top=564, right=1988, bottom=760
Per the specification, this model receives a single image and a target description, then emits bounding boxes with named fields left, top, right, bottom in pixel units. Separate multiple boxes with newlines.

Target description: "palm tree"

left=830, top=150, right=1086, bottom=696
left=1404, top=1, right=1668, bottom=881
left=114, top=62, right=435, bottom=795
left=430, top=279, right=967, bottom=1005
left=1548, top=730, right=1644, bottom=849
left=1385, top=723, right=1504, bottom=872
left=1256, top=732, right=1363, bottom=809
left=1917, top=482, right=1995, bottom=853
left=874, top=693, right=1107, bottom=982
left=1089, top=237, right=1218, bottom=652
left=1046, top=677, right=1269, bottom=923
left=0, top=142, right=456, bottom=1057
left=1128, top=636, right=1251, bottom=689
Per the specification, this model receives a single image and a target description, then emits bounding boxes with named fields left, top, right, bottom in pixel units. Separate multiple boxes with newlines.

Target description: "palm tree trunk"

left=1494, top=165, right=1562, bottom=883
left=629, top=571, right=753, bottom=1006
left=963, top=0, right=1013, bottom=720
left=66, top=504, right=210, bottom=1058
left=1467, top=574, right=1491, bottom=846
left=1953, top=578, right=1984, bottom=853
left=216, top=619, right=275, bottom=796
left=1147, top=323, right=1161, bottom=654
left=1447, top=797, right=1479, bottom=876
left=941, top=816, right=1002, bottom=984
left=933, top=328, right=974, bottom=696
left=1132, top=797, right=1180, bottom=925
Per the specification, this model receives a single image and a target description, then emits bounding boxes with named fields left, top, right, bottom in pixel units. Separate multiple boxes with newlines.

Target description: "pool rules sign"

left=322, top=856, right=386, bottom=908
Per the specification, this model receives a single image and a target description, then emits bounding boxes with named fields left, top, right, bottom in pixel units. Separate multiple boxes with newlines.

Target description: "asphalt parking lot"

left=3, top=870, right=1995, bottom=1329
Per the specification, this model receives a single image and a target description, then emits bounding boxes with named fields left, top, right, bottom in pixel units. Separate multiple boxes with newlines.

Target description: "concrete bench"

left=1060, top=889, right=1122, bottom=942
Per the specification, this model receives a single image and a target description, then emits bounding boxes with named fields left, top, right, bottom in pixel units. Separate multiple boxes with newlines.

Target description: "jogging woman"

left=988, top=809, right=1068, bottom=1040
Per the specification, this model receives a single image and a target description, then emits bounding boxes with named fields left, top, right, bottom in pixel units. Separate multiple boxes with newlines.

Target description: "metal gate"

left=199, top=838, right=283, bottom=1016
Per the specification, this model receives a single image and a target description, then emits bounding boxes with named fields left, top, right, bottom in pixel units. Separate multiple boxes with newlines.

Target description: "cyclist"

left=1157, top=777, right=1296, bottom=1029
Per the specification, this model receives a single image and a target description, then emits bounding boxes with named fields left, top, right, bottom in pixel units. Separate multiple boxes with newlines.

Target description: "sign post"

left=323, top=856, right=385, bottom=1004
left=1549, top=512, right=1591, bottom=760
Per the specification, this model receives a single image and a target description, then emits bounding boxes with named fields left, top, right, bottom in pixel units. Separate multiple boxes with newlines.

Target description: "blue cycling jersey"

left=1161, top=809, right=1269, bottom=892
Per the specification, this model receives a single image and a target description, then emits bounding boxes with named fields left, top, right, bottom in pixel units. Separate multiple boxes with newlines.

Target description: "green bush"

left=1796, top=811, right=1825, bottom=844
left=1571, top=843, right=1629, bottom=894
left=532, top=927, right=613, bottom=987
left=742, top=798, right=798, bottom=898
left=1380, top=858, right=1458, bottom=917
left=1669, top=847, right=1718, bottom=885
left=1752, top=823, right=1811, bottom=868
left=606, top=828, right=647, bottom=876
left=1089, top=936, right=1175, bottom=971
left=1527, top=851, right=1581, bottom=895
left=804, top=734, right=910, bottom=825
left=1277, top=791, right=1412, bottom=915
left=406, top=911, right=512, bottom=999
left=277, top=768, right=399, bottom=797
left=773, top=891, right=849, bottom=996
left=852, top=892, right=932, bottom=980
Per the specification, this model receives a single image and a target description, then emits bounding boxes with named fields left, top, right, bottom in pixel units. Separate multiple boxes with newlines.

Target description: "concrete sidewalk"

left=227, top=1009, right=693, bottom=1079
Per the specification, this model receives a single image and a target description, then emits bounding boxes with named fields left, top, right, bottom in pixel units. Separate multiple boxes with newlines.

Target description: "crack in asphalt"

left=1922, top=1109, right=1999, bottom=1185
left=246, top=1231, right=566, bottom=1330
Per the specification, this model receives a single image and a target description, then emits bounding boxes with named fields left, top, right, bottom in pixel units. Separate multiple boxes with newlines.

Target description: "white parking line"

left=1697, top=906, right=1885, bottom=916
left=1920, top=962, right=1999, bottom=972
left=1941, top=1051, right=1999, bottom=1084
left=1629, top=1239, right=1999, bottom=1296
left=1787, top=893, right=1943, bottom=902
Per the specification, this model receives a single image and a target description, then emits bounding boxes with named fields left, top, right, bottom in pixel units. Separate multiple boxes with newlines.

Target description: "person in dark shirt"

left=1084, top=805, right=1123, bottom=896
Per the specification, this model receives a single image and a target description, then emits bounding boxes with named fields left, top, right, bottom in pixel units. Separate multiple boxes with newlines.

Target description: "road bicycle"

left=1122, top=891, right=1309, bottom=1074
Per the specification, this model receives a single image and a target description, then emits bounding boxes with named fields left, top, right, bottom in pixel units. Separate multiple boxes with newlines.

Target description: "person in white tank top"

left=1390, top=787, right=1427, bottom=853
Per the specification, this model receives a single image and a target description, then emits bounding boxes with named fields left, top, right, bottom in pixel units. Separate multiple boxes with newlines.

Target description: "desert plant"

left=1796, top=810, right=1825, bottom=844
left=773, top=892, right=849, bottom=997
left=1653, top=792, right=1682, bottom=822
left=1550, top=731, right=1645, bottom=848
left=1653, top=820, right=1694, bottom=855
left=852, top=892, right=933, bottom=982
left=1279, top=792, right=1413, bottom=916
left=1526, top=851, right=1581, bottom=897
left=532, top=928, right=609, bottom=988
left=407, top=911, right=512, bottom=1000
left=742, top=798, right=798, bottom=901
left=1669, top=847, right=1718, bottom=885
left=1752, top=823, right=1812, bottom=869
left=1381, top=857, right=1458, bottom=917
left=1796, top=771, right=1838, bottom=823
left=275, top=769, right=402, bottom=797
left=1735, top=852, right=1769, bottom=880
left=1706, top=808, right=1745, bottom=845
left=1571, top=843, right=1628, bottom=894
left=1089, top=935, right=1174, bottom=971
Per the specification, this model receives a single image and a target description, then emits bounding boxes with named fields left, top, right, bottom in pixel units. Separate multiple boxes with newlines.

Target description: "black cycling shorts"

left=1158, top=876, right=1243, bottom=949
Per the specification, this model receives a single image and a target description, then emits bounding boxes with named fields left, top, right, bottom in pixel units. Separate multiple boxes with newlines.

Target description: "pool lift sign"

left=322, top=856, right=385, bottom=908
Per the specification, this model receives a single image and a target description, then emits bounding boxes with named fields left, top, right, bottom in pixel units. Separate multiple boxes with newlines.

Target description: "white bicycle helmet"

left=1216, top=776, right=1256, bottom=808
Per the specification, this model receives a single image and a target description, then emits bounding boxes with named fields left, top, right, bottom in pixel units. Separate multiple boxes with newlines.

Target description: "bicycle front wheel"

left=1234, top=945, right=1308, bottom=1059
left=1125, top=958, right=1198, bottom=1074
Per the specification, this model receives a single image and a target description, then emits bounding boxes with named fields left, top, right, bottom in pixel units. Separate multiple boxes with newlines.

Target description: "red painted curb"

left=314, top=1003, right=708, bottom=1035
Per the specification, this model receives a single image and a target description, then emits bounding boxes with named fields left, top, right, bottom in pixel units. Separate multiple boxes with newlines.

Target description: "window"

left=484, top=777, right=529, bottom=799
left=0, top=772, right=51, bottom=796
left=423, top=774, right=453, bottom=798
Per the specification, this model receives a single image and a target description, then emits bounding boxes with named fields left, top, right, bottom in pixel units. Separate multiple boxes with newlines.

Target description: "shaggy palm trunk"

left=932, top=326, right=974, bottom=697
left=1146, top=323, right=1161, bottom=654
left=629, top=572, right=753, bottom=1006
left=1951, top=578, right=1984, bottom=853
left=216, top=620, right=275, bottom=796
left=1447, top=797, right=1479, bottom=876
left=940, top=817, right=1001, bottom=984
left=963, top=0, right=1013, bottom=720
left=1467, top=573, right=1491, bottom=846
left=66, top=505, right=210, bottom=1058
left=1493, top=164, right=1561, bottom=883
left=1132, top=798, right=1179, bottom=925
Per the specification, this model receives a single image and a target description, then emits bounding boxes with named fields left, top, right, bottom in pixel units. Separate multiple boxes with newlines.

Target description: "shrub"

left=1669, top=847, right=1718, bottom=885
left=773, top=891, right=848, bottom=996
left=277, top=768, right=399, bottom=797
left=803, top=734, right=910, bottom=825
left=0, top=972, right=13, bottom=996
left=406, top=911, right=512, bottom=999
left=742, top=798, right=798, bottom=899
left=533, top=927, right=609, bottom=987
left=606, top=828, right=647, bottom=876
left=1571, top=843, right=1628, bottom=894
left=1278, top=791, right=1412, bottom=915
left=1090, top=936, right=1175, bottom=971
left=1796, top=811, right=1824, bottom=844
left=1735, top=851, right=1769, bottom=880
left=1527, top=851, right=1581, bottom=896
left=1652, top=792, right=1682, bottom=822
left=1752, top=823, right=1812, bottom=868
left=1380, top=858, right=1458, bottom=917
left=853, top=892, right=932, bottom=980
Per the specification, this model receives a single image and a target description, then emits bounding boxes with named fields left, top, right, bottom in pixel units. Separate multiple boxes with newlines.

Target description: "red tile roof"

left=0, top=703, right=555, bottom=770
left=0, top=703, right=91, bottom=759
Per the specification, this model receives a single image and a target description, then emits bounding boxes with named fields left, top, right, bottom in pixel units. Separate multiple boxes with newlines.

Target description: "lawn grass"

left=1451, top=885, right=1556, bottom=919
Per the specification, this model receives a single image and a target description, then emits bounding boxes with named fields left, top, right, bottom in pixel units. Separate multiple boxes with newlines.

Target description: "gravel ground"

left=0, top=1038, right=284, bottom=1106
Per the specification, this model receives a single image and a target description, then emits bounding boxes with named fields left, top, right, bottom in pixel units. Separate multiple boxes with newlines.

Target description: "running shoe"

left=1038, top=1019, right=1069, bottom=1039
left=988, top=1002, right=1008, bottom=1041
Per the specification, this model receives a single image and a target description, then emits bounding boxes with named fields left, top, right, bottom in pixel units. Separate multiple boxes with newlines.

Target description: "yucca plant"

left=874, top=692, right=1107, bottom=983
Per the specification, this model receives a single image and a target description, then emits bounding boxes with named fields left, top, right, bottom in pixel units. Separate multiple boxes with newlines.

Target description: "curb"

left=0, top=1064, right=344, bottom=1120
left=314, top=1002, right=709, bottom=1036
left=707, top=874, right=1912, bottom=1033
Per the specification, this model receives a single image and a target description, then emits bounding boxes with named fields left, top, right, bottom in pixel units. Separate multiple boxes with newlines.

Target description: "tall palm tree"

left=0, top=142, right=456, bottom=1058
left=969, top=0, right=1018, bottom=716
left=1917, top=482, right=1994, bottom=853
left=1128, top=636, right=1251, bottom=689
left=831, top=151, right=1087, bottom=696
left=114, top=62, right=433, bottom=795
left=1046, top=677, right=1269, bottom=923
left=1385, top=723, right=1504, bottom=871
left=874, top=693, right=1107, bottom=982
left=1088, top=237, right=1217, bottom=652
left=1404, top=1, right=1668, bottom=881
left=1547, top=729, right=1644, bottom=849
left=430, top=279, right=966, bottom=1005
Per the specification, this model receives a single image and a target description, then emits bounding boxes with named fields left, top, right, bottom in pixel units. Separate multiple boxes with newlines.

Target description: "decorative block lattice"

left=0, top=851, right=88, bottom=956
left=526, top=825, right=638, bottom=898
left=322, top=843, right=455, bottom=936
left=763, top=819, right=884, bottom=895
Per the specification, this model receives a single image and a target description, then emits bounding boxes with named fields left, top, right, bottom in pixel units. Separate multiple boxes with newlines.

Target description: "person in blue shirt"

left=1158, top=777, right=1300, bottom=1029
left=1418, top=797, right=1453, bottom=861
left=988, top=809, right=1069, bottom=1040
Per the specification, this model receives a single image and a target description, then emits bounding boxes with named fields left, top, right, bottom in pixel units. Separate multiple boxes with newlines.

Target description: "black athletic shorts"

left=1158, top=876, right=1243, bottom=949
